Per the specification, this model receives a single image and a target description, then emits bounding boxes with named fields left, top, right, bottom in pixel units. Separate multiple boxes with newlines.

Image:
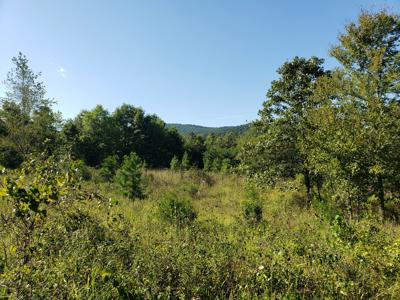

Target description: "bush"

left=158, top=192, right=197, bottom=227
left=0, top=142, right=23, bottom=169
left=241, top=186, right=263, bottom=223
left=170, top=155, right=180, bottom=171
left=115, top=152, right=144, bottom=199
left=74, top=159, right=92, bottom=180
left=100, top=154, right=119, bottom=181
left=181, top=151, right=190, bottom=170
left=241, top=199, right=263, bottom=223
left=187, top=169, right=214, bottom=187
left=221, top=158, right=232, bottom=174
left=181, top=182, right=200, bottom=198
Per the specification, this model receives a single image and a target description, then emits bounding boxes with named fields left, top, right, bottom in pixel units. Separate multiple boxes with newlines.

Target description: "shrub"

left=115, top=152, right=144, bottom=199
left=221, top=158, right=231, bottom=174
left=74, top=159, right=92, bottom=180
left=241, top=186, right=263, bottom=223
left=158, top=192, right=197, bottom=227
left=0, top=142, right=23, bottom=169
left=181, top=182, right=200, bottom=198
left=100, top=154, right=119, bottom=181
left=170, top=155, right=180, bottom=171
left=187, top=169, right=214, bottom=186
left=242, top=199, right=263, bottom=223
left=181, top=151, right=190, bottom=170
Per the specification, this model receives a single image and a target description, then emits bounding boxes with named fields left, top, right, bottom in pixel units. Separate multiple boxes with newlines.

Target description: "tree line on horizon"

left=0, top=53, right=242, bottom=174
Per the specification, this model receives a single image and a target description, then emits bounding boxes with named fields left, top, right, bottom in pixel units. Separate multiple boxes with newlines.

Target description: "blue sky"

left=0, top=1, right=399, bottom=126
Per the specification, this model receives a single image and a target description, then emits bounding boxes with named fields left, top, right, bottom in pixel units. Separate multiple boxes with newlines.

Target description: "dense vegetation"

left=0, top=9, right=399, bottom=299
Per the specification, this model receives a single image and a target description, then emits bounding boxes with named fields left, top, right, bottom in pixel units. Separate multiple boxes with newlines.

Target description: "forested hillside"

left=0, top=9, right=399, bottom=299
left=166, top=123, right=249, bottom=136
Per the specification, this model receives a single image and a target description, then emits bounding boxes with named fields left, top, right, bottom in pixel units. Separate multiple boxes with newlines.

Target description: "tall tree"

left=240, top=56, right=327, bottom=200
left=184, top=133, right=205, bottom=168
left=62, top=103, right=184, bottom=168
left=306, top=11, right=400, bottom=218
left=70, top=105, right=115, bottom=166
left=0, top=53, right=60, bottom=158
left=111, top=104, right=146, bottom=159
left=203, top=133, right=238, bottom=172
left=3, top=52, right=50, bottom=116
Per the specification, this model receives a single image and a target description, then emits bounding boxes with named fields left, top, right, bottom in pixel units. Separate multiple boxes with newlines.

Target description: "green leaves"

left=100, top=155, right=119, bottom=181
left=240, top=57, right=326, bottom=194
left=158, top=191, right=197, bottom=227
left=170, top=155, right=180, bottom=171
left=0, top=155, right=81, bottom=220
left=0, top=53, right=60, bottom=159
left=62, top=104, right=185, bottom=168
left=304, top=10, right=400, bottom=217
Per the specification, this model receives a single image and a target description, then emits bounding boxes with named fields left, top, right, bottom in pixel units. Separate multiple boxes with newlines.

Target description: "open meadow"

left=1, top=168, right=399, bottom=299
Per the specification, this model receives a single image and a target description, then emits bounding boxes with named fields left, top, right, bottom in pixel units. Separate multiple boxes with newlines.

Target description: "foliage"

left=115, top=152, right=144, bottom=199
left=158, top=191, right=197, bottom=227
left=203, top=133, right=239, bottom=172
left=0, top=142, right=23, bottom=169
left=100, top=154, right=119, bottom=181
left=0, top=154, right=92, bottom=297
left=64, top=104, right=184, bottom=168
left=1, top=8, right=400, bottom=299
left=304, top=10, right=400, bottom=218
left=239, top=56, right=327, bottom=200
left=181, top=151, right=190, bottom=170
left=184, top=133, right=205, bottom=168
left=169, top=155, right=180, bottom=171
left=1, top=169, right=400, bottom=298
left=74, top=159, right=92, bottom=181
left=241, top=186, right=263, bottom=223
left=0, top=53, right=60, bottom=159
left=240, top=10, right=400, bottom=220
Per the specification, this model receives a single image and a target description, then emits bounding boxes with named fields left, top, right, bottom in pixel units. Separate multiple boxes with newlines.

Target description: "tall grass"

left=1, top=169, right=399, bottom=298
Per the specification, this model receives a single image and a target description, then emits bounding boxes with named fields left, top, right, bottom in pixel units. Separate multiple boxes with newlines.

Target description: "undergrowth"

left=0, top=167, right=399, bottom=299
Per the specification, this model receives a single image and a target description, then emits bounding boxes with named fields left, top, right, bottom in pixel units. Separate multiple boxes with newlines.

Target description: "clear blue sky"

left=1, top=1, right=399, bottom=126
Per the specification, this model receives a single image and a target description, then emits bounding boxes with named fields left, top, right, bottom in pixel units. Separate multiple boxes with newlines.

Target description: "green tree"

left=0, top=53, right=59, bottom=158
left=181, top=151, right=190, bottom=170
left=203, top=133, right=238, bottom=172
left=170, top=155, right=180, bottom=171
left=62, top=103, right=184, bottom=168
left=30, top=106, right=61, bottom=154
left=100, top=154, right=119, bottom=181
left=75, top=105, right=116, bottom=167
left=306, top=10, right=400, bottom=218
left=115, top=152, right=144, bottom=199
left=111, top=104, right=184, bottom=168
left=184, top=133, right=205, bottom=168
left=239, top=56, right=326, bottom=201
left=112, top=104, right=146, bottom=160
left=3, top=53, right=50, bottom=117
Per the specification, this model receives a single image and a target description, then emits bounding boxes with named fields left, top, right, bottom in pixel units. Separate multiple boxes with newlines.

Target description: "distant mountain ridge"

left=166, top=123, right=249, bottom=136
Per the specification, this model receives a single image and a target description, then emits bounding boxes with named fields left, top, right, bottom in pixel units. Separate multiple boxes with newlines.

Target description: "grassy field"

left=1, top=169, right=400, bottom=299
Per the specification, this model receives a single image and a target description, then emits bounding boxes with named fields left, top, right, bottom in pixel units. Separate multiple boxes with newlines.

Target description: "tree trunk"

left=316, top=176, right=322, bottom=201
left=377, top=176, right=385, bottom=221
left=304, top=170, right=312, bottom=205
